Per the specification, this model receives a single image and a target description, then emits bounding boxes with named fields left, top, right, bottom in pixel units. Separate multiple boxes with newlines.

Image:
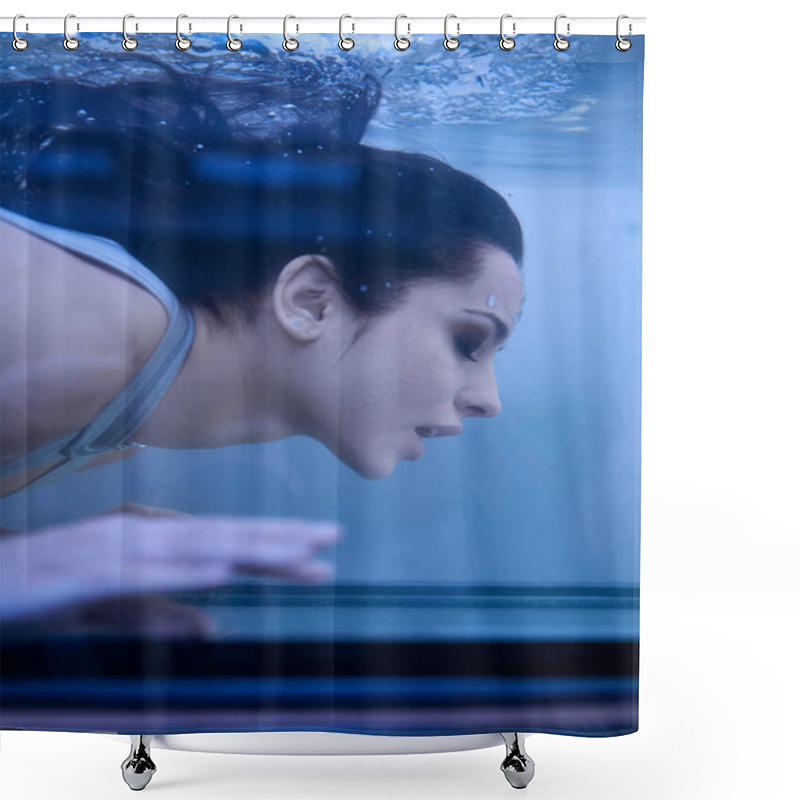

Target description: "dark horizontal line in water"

left=0, top=639, right=639, bottom=680
left=176, top=583, right=640, bottom=609
left=1, top=676, right=638, bottom=711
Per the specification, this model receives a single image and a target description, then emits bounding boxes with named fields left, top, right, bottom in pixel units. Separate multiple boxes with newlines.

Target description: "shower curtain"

left=0, top=29, right=643, bottom=738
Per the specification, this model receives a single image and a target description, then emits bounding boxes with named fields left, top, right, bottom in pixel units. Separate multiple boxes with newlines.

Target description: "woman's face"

left=314, top=245, right=525, bottom=480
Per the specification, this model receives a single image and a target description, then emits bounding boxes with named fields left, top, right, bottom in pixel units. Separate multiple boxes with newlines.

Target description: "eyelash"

left=456, top=333, right=487, bottom=362
left=456, top=324, right=506, bottom=362
left=455, top=324, right=507, bottom=363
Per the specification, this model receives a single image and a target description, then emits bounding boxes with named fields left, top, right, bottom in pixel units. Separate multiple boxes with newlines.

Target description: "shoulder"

left=1, top=217, right=168, bottom=458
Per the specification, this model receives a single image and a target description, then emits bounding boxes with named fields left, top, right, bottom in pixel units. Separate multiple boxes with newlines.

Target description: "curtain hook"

left=64, top=13, right=79, bottom=51
left=227, top=15, right=243, bottom=51
left=176, top=13, right=191, bottom=50
left=616, top=15, right=632, bottom=51
left=394, top=14, right=410, bottom=50
left=443, top=13, right=460, bottom=51
left=122, top=14, right=138, bottom=50
left=554, top=14, right=570, bottom=51
left=283, top=15, right=299, bottom=51
left=12, top=14, right=28, bottom=51
left=499, top=14, right=516, bottom=50
left=339, top=14, right=355, bottom=51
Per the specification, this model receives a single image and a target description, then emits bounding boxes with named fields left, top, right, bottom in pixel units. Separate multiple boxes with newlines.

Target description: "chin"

left=352, top=455, right=397, bottom=481
left=322, top=439, right=398, bottom=481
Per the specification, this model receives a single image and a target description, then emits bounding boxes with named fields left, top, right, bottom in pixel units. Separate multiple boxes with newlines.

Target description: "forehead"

left=409, top=245, right=524, bottom=325
left=462, top=246, right=524, bottom=310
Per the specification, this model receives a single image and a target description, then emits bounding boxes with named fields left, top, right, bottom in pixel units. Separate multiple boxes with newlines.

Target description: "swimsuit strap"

left=0, top=206, right=195, bottom=493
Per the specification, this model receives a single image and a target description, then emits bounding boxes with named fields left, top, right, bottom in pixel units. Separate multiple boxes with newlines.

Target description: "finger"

left=123, top=502, right=193, bottom=519
left=126, top=517, right=342, bottom=562
left=120, top=562, right=233, bottom=593
left=235, top=557, right=335, bottom=581
left=105, top=502, right=193, bottom=519
left=288, top=560, right=335, bottom=582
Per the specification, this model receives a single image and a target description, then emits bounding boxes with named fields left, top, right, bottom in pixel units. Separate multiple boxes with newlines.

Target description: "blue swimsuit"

left=0, top=206, right=195, bottom=495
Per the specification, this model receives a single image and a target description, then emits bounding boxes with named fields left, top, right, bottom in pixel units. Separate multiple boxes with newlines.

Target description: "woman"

left=0, top=73, right=525, bottom=629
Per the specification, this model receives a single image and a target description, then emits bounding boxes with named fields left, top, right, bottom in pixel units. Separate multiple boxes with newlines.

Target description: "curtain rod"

left=1, top=16, right=646, bottom=36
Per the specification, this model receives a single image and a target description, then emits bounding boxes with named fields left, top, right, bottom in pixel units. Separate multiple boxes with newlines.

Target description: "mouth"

left=415, top=425, right=463, bottom=439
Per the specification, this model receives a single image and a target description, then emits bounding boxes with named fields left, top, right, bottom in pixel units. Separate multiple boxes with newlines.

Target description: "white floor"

left=2, top=598, right=796, bottom=800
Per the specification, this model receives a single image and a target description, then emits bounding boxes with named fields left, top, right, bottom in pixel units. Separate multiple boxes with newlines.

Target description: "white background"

left=1, top=1, right=798, bottom=798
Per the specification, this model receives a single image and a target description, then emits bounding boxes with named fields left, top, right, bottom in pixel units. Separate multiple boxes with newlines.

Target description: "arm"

left=0, top=508, right=341, bottom=625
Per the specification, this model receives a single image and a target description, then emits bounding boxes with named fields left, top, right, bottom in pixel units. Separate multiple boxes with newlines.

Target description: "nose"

left=456, top=364, right=502, bottom=419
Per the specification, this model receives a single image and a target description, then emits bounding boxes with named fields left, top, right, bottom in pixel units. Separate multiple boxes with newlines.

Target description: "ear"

left=272, top=254, right=341, bottom=342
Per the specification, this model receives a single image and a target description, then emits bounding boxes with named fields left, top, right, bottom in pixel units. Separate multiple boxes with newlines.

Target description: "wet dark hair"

left=1, top=70, right=523, bottom=330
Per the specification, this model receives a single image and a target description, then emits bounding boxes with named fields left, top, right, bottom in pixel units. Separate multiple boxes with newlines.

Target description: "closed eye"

left=456, top=336, right=483, bottom=362
left=455, top=325, right=505, bottom=362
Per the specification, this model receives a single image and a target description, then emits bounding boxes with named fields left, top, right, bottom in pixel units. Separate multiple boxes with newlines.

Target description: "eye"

left=455, top=330, right=487, bottom=362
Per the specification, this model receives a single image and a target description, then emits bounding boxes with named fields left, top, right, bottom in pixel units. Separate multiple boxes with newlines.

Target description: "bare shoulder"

left=1, top=215, right=168, bottom=462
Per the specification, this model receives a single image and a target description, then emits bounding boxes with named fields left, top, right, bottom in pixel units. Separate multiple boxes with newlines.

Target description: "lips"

left=416, top=425, right=463, bottom=438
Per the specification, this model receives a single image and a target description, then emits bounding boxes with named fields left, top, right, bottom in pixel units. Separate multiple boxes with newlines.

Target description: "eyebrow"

left=463, top=309, right=511, bottom=346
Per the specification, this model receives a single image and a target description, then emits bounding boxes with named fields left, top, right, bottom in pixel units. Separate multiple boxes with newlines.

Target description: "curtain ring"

left=227, top=15, right=243, bottom=51
left=554, top=14, right=570, bottom=51
left=283, top=15, right=299, bottom=51
left=12, top=15, right=28, bottom=51
left=64, top=13, right=80, bottom=51
left=176, top=13, right=191, bottom=50
left=122, top=14, right=138, bottom=50
left=394, top=14, right=410, bottom=50
left=339, top=15, right=355, bottom=50
left=616, top=15, right=632, bottom=51
left=443, top=14, right=460, bottom=51
left=499, top=14, right=516, bottom=50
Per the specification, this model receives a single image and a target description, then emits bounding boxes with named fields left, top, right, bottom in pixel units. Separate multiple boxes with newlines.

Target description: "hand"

left=0, top=503, right=342, bottom=625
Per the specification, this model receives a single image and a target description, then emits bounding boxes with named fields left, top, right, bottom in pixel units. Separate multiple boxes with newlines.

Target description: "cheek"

left=396, top=335, right=457, bottom=401
left=343, top=322, right=457, bottom=413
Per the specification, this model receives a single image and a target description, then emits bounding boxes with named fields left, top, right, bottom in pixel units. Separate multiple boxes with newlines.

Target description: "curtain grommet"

left=122, top=14, right=138, bottom=50
left=283, top=15, right=299, bottom=51
left=63, top=13, right=80, bottom=50
left=554, top=14, right=570, bottom=51
left=499, top=14, right=516, bottom=50
left=338, top=15, right=355, bottom=51
left=176, top=13, right=192, bottom=50
left=227, top=15, right=243, bottom=51
left=394, top=15, right=410, bottom=51
left=443, top=14, right=460, bottom=50
left=615, top=15, right=632, bottom=51
left=12, top=14, right=28, bottom=51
